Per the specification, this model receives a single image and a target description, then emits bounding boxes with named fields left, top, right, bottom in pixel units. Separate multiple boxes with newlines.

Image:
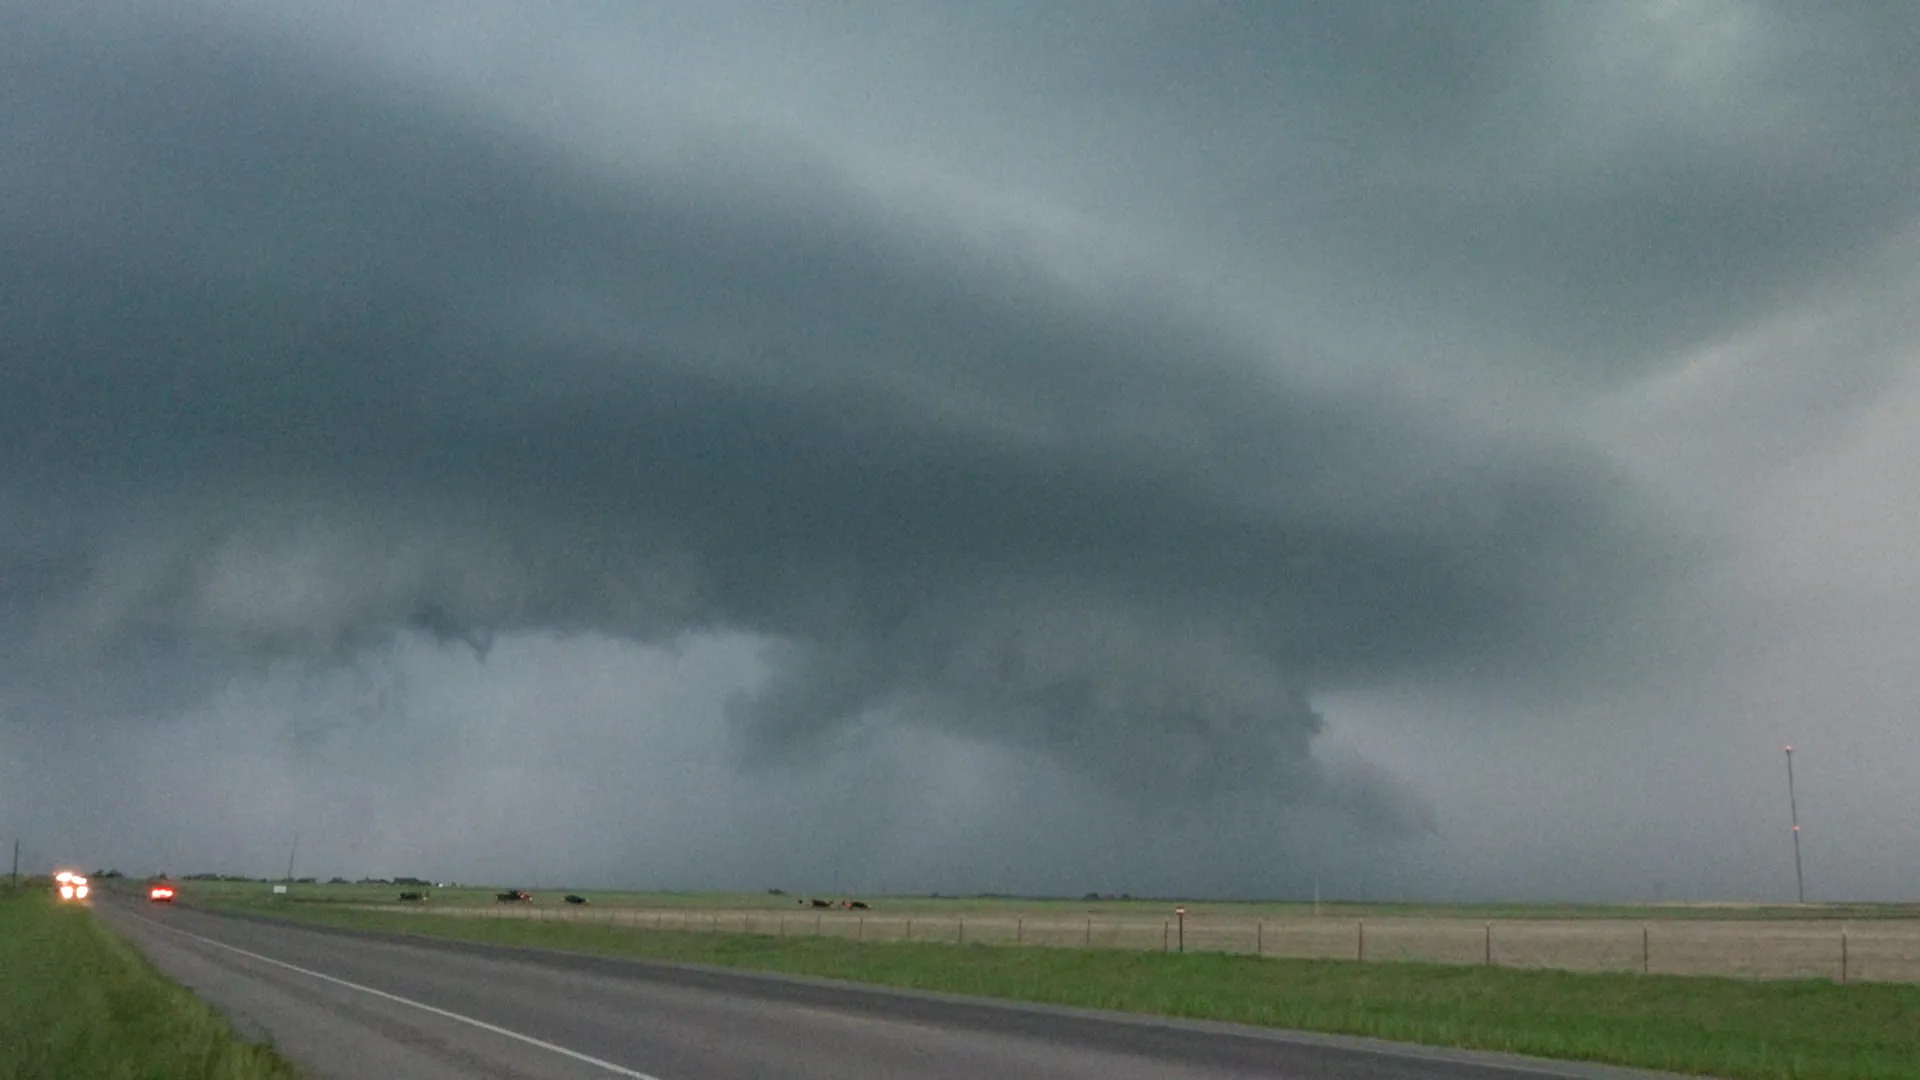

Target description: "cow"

left=398, top=891, right=425, bottom=902
left=809, top=898, right=832, bottom=908
left=563, top=894, right=588, bottom=905
left=496, top=890, right=531, bottom=902
left=848, top=900, right=869, bottom=910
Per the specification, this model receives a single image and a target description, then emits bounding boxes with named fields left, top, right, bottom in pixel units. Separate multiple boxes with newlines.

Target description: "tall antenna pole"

left=1784, top=745, right=1804, bottom=904
left=285, top=833, right=300, bottom=883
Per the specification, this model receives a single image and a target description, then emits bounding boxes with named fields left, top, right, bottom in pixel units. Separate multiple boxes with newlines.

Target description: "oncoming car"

left=54, top=871, right=90, bottom=901
left=149, top=883, right=177, bottom=903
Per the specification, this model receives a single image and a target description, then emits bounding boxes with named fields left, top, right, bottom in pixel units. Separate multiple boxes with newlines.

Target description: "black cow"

left=563, top=894, right=588, bottom=905
left=496, top=890, right=531, bottom=902
left=398, top=891, right=425, bottom=902
left=848, top=900, right=869, bottom=910
left=809, top=898, right=832, bottom=908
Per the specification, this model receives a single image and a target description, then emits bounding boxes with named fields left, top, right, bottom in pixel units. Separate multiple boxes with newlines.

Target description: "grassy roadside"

left=211, top=900, right=1916, bottom=1080
left=0, top=889, right=302, bottom=1080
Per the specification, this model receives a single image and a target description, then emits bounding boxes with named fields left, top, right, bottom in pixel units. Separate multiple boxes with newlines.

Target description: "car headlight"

left=75, top=885, right=89, bottom=898
left=60, top=885, right=75, bottom=899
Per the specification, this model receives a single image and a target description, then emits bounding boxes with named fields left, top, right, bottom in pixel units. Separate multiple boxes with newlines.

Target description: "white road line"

left=131, top=912, right=665, bottom=1080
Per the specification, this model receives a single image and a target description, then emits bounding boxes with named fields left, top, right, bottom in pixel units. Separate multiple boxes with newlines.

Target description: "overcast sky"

left=3, top=1, right=1916, bottom=901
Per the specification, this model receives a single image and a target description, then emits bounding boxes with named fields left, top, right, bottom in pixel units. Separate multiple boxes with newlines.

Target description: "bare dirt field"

left=370, top=902, right=1920, bottom=983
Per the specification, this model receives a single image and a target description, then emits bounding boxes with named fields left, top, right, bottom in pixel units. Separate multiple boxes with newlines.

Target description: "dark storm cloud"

left=4, top=0, right=1913, bottom=849
left=838, top=1, right=1920, bottom=377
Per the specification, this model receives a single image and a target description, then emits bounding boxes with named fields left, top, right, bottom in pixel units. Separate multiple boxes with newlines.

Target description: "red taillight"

left=150, top=887, right=174, bottom=899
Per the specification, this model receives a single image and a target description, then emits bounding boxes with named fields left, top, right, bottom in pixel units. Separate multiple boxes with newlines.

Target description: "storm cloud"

left=4, top=2, right=1917, bottom=897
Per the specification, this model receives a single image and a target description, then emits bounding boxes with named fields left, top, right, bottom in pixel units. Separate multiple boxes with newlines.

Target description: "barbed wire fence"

left=365, top=903, right=1903, bottom=983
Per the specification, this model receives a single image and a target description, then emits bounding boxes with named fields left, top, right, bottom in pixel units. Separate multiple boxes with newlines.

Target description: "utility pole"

left=285, top=833, right=299, bottom=883
left=1785, top=745, right=1805, bottom=904
left=10, top=838, right=18, bottom=891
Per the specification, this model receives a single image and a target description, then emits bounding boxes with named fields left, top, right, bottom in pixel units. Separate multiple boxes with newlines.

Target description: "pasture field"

left=185, top=896, right=1920, bottom=1080
left=182, top=881, right=1920, bottom=982
left=179, top=878, right=1920, bottom=921
left=0, top=887, right=301, bottom=1080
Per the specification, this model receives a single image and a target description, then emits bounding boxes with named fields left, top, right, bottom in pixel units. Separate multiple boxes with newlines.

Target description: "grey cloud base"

left=2, top=4, right=1660, bottom=811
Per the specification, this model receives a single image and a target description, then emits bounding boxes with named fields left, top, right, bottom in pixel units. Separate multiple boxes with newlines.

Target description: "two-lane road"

left=98, top=899, right=1694, bottom=1080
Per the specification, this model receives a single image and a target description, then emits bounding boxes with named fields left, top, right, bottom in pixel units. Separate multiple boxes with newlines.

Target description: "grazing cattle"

left=563, top=894, right=587, bottom=905
left=809, top=898, right=832, bottom=908
left=848, top=900, right=869, bottom=910
left=398, top=891, right=425, bottom=902
left=496, top=890, right=531, bottom=902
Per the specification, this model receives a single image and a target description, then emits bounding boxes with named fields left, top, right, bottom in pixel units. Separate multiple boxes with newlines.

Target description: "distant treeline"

left=174, top=874, right=438, bottom=886
left=922, top=892, right=1138, bottom=901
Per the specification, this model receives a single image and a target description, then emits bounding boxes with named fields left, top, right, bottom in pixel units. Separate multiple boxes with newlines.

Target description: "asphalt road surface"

left=98, top=899, right=1696, bottom=1080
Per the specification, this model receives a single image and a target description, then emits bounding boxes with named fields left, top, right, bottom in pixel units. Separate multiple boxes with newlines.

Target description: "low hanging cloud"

left=8, top=0, right=1912, bottom=865
left=0, top=3, right=1676, bottom=815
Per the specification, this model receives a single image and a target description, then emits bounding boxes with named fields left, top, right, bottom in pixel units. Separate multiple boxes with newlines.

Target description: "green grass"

left=0, top=889, right=302, bottom=1080
left=208, top=899, right=1919, bottom=1080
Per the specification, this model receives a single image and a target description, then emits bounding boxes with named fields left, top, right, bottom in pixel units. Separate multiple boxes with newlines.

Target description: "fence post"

left=1642, top=924, right=1650, bottom=974
left=1085, top=917, right=1092, bottom=947
left=958, top=917, right=965, bottom=945
left=1017, top=917, right=1023, bottom=945
left=1357, top=920, right=1365, bottom=962
left=1257, top=919, right=1264, bottom=956
left=779, top=915, right=786, bottom=937
left=1841, top=926, right=1849, bottom=984
left=1484, top=922, right=1492, bottom=966
left=1163, top=921, right=1170, bottom=952
left=815, top=914, right=822, bottom=935
left=906, top=918, right=912, bottom=941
